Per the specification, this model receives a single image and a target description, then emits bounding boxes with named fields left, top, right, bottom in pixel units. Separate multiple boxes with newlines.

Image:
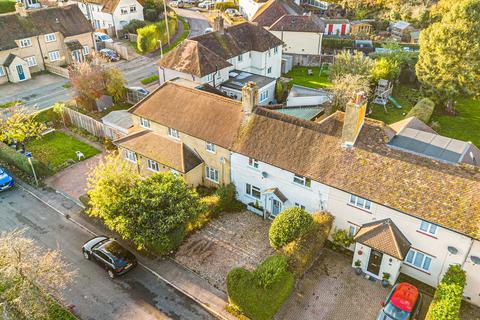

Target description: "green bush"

left=141, top=74, right=159, bottom=84
left=216, top=184, right=244, bottom=212
left=371, top=57, right=401, bottom=82
left=0, top=142, right=53, bottom=178
left=426, top=265, right=466, bottom=320
left=322, top=37, right=354, bottom=50
left=124, top=19, right=148, bottom=34
left=282, top=213, right=333, bottom=277
left=269, top=208, right=313, bottom=250
left=227, top=255, right=295, bottom=320
left=406, top=98, right=435, bottom=123
left=143, top=0, right=165, bottom=22
left=275, top=79, right=293, bottom=103
left=137, top=24, right=159, bottom=52
left=214, top=1, right=238, bottom=11
left=331, top=227, right=354, bottom=250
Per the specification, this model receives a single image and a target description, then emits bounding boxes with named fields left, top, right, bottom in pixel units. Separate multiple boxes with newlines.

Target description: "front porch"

left=247, top=187, right=289, bottom=220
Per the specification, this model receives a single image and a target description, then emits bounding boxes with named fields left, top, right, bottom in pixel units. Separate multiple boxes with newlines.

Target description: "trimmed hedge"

left=426, top=265, right=466, bottom=320
left=0, top=142, right=53, bottom=179
left=282, top=212, right=333, bottom=277
left=406, top=98, right=435, bottom=123
left=227, top=255, right=295, bottom=320
left=269, top=207, right=313, bottom=250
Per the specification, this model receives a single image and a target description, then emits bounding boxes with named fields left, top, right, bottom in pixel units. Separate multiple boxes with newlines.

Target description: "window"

left=168, top=128, right=180, bottom=139
left=248, top=157, right=259, bottom=169
left=246, top=183, right=261, bottom=199
left=206, top=142, right=216, bottom=153
left=83, top=45, right=89, bottom=55
left=48, top=51, right=60, bottom=61
left=260, top=90, right=268, bottom=102
left=205, top=166, right=219, bottom=183
left=268, top=49, right=271, bottom=57
left=267, top=67, right=272, bottom=74
left=238, top=54, right=243, bottom=62
left=405, top=249, right=433, bottom=272
left=44, top=33, right=56, bottom=42
left=293, top=174, right=311, bottom=187
left=349, top=225, right=358, bottom=236
left=19, top=38, right=32, bottom=48
left=140, top=117, right=150, bottom=128
left=274, top=46, right=278, bottom=54
left=294, top=203, right=305, bottom=210
left=0, top=66, right=5, bottom=77
left=147, top=159, right=159, bottom=172
left=24, top=56, right=37, bottom=67
left=349, top=194, right=372, bottom=210
left=124, top=150, right=137, bottom=163
left=130, top=5, right=136, bottom=12
left=419, top=221, right=437, bottom=236
left=120, top=7, right=128, bottom=14
left=206, top=73, right=213, bottom=82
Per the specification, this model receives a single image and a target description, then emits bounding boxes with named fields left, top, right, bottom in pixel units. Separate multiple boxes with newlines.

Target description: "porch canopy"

left=354, top=219, right=411, bottom=260
left=264, top=187, right=288, bottom=203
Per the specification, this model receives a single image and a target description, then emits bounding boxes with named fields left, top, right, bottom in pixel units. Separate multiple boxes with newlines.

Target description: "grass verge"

left=141, top=74, right=159, bottom=85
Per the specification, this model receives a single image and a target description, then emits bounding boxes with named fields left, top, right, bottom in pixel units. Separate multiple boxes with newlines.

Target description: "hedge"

left=269, top=207, right=313, bottom=250
left=282, top=212, right=333, bottom=277
left=0, top=142, right=53, bottom=179
left=406, top=98, right=435, bottom=123
left=214, top=1, right=238, bottom=11
left=227, top=255, right=295, bottom=320
left=425, top=264, right=466, bottom=320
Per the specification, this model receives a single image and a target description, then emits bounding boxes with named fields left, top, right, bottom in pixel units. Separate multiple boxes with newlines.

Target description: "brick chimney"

left=213, top=15, right=224, bottom=34
left=15, top=2, right=28, bottom=17
left=242, top=82, right=258, bottom=115
left=341, top=91, right=368, bottom=148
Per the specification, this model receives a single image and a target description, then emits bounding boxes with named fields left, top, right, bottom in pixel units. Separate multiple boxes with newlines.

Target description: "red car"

left=377, top=283, right=423, bottom=320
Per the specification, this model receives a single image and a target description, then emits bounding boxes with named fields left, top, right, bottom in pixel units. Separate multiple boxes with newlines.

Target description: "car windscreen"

left=384, top=302, right=410, bottom=320
left=100, top=35, right=110, bottom=41
left=103, top=241, right=134, bottom=264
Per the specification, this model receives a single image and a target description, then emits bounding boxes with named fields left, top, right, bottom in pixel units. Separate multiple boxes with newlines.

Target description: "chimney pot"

left=213, top=15, right=224, bottom=34
left=242, top=81, right=258, bottom=115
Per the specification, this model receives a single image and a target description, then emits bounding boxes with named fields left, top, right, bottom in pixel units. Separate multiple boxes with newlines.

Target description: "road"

left=0, top=186, right=215, bottom=320
left=175, top=7, right=211, bottom=38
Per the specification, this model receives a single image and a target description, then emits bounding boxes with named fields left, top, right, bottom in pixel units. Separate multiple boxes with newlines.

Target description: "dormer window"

left=19, top=38, right=32, bottom=48
left=206, top=142, right=216, bottom=153
left=168, top=128, right=180, bottom=139
left=45, top=33, right=56, bottom=42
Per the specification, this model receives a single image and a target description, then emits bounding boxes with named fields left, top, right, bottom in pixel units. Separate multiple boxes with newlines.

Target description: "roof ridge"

left=168, top=81, right=243, bottom=107
left=388, top=222, right=404, bottom=259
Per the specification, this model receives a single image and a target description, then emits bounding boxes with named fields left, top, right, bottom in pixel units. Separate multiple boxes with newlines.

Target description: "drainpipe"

left=36, top=36, right=46, bottom=70
left=462, top=239, right=475, bottom=269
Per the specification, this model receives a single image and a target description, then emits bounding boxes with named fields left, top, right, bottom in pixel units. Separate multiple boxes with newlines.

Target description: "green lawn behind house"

left=26, top=131, right=100, bottom=173
left=0, top=0, right=15, bottom=14
left=283, top=66, right=332, bottom=89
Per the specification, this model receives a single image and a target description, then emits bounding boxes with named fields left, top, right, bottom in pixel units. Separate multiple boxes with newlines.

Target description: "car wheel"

left=83, top=250, right=90, bottom=260
left=108, top=270, right=115, bottom=279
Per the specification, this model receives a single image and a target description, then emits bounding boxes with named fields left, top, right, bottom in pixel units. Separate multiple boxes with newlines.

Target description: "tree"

left=52, top=102, right=67, bottom=128
left=105, top=68, right=126, bottom=103
left=330, top=50, right=373, bottom=81
left=0, top=229, right=75, bottom=319
left=124, top=19, right=148, bottom=34
left=330, top=74, right=372, bottom=110
left=371, top=57, right=401, bottom=82
left=137, top=24, right=159, bottom=53
left=0, top=110, right=46, bottom=150
left=143, top=0, right=165, bottom=22
left=416, top=0, right=480, bottom=113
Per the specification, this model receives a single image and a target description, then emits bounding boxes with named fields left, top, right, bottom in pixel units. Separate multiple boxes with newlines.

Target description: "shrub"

left=406, top=98, right=435, bottom=123
left=426, top=265, right=466, bottom=320
left=215, top=184, right=244, bottom=212
left=124, top=19, right=148, bottom=34
left=371, top=57, right=401, bottom=82
left=137, top=24, right=159, bottom=53
left=141, top=74, right=159, bottom=84
left=269, top=208, right=313, bottom=250
left=143, top=0, right=164, bottom=22
left=227, top=255, right=295, bottom=320
left=322, top=37, right=354, bottom=50
left=282, top=213, right=333, bottom=277
left=0, top=142, right=53, bottom=178
left=331, top=228, right=354, bottom=250
left=275, top=79, right=293, bottom=103
left=215, top=1, right=238, bottom=11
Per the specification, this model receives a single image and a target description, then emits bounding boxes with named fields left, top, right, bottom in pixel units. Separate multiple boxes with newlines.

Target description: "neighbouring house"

left=250, top=0, right=303, bottom=28
left=0, top=3, right=94, bottom=84
left=219, top=70, right=276, bottom=105
left=157, top=17, right=284, bottom=86
left=323, top=18, right=350, bottom=36
left=67, top=0, right=144, bottom=35
left=390, top=21, right=416, bottom=42
left=350, top=20, right=373, bottom=36
left=239, top=0, right=270, bottom=20
left=230, top=91, right=480, bottom=305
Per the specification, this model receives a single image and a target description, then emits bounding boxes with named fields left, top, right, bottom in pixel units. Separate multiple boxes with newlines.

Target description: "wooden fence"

left=45, top=63, right=70, bottom=79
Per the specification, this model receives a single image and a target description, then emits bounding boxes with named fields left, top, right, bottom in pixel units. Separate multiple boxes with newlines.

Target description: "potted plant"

left=382, top=272, right=390, bottom=287
left=354, top=259, right=362, bottom=275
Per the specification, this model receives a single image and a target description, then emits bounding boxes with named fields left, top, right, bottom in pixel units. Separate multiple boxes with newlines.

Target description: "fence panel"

left=64, top=107, right=106, bottom=138
left=45, top=63, right=70, bottom=79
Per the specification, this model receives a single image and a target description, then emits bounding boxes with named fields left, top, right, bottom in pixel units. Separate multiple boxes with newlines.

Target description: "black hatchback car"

left=82, top=236, right=137, bottom=278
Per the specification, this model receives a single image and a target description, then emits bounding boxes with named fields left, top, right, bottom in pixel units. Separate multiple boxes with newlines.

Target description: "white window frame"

left=419, top=221, right=437, bottom=236
left=205, top=166, right=219, bottom=183
left=274, top=46, right=278, bottom=54
left=267, top=67, right=272, bottom=74
left=405, top=249, right=433, bottom=272
left=0, top=66, right=5, bottom=77
left=238, top=54, right=243, bottom=62
left=130, top=5, right=136, bottom=12
left=82, top=45, right=90, bottom=55
left=246, top=183, right=261, bottom=199
left=124, top=150, right=137, bottom=163
left=19, top=38, right=32, bottom=48
left=293, top=174, right=311, bottom=187
left=48, top=51, right=61, bottom=62
left=44, top=33, right=56, bottom=42
left=120, top=6, right=128, bottom=14
left=167, top=128, right=180, bottom=139
left=206, top=73, right=213, bottom=82
left=147, top=159, right=160, bottom=172
left=248, top=157, right=259, bottom=169
left=348, top=224, right=358, bottom=236
left=349, top=194, right=372, bottom=211
left=140, top=117, right=150, bottom=128
left=294, top=203, right=306, bottom=210
left=206, top=142, right=216, bottom=153
left=260, top=90, right=268, bottom=102
left=24, top=56, right=37, bottom=67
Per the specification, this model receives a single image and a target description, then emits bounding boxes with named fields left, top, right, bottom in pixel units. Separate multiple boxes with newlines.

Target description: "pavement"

left=175, top=7, right=211, bottom=38
left=0, top=180, right=237, bottom=320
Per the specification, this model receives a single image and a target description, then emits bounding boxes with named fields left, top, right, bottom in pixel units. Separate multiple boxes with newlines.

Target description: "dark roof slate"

left=269, top=14, right=325, bottom=32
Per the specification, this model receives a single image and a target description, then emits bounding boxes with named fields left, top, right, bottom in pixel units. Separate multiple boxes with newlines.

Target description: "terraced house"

left=0, top=3, right=94, bottom=84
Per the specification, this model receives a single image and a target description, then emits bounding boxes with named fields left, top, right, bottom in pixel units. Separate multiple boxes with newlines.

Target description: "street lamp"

left=25, top=152, right=38, bottom=186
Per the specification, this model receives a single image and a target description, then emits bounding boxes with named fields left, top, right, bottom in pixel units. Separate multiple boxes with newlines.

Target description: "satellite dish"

left=261, top=171, right=268, bottom=178
left=471, top=256, right=480, bottom=265
left=447, top=246, right=458, bottom=255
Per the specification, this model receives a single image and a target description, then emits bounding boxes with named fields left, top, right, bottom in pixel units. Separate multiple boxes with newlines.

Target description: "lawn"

left=0, top=0, right=15, bottom=14
left=283, top=66, right=332, bottom=89
left=26, top=131, right=100, bottom=173
left=368, top=84, right=420, bottom=124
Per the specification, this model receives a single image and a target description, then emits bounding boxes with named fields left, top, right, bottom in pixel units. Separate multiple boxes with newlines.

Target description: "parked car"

left=198, top=0, right=214, bottom=9
left=94, top=32, right=113, bottom=43
left=170, top=0, right=184, bottom=7
left=204, top=27, right=213, bottom=34
left=128, top=86, right=150, bottom=95
left=0, top=167, right=14, bottom=192
left=82, top=236, right=137, bottom=278
left=377, top=283, right=423, bottom=320
left=225, top=8, right=241, bottom=17
left=99, top=48, right=120, bottom=62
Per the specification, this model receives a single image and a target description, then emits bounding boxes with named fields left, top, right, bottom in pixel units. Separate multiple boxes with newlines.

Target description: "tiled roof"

left=3, top=54, right=17, bottom=67
left=115, top=130, right=203, bottom=173
left=156, top=39, right=232, bottom=77
left=129, top=81, right=244, bottom=149
left=354, top=219, right=411, bottom=260
left=84, top=0, right=145, bottom=13
left=251, top=0, right=302, bottom=27
left=0, top=5, right=93, bottom=51
left=234, top=108, right=480, bottom=239
left=389, top=116, right=437, bottom=134
left=269, top=14, right=325, bottom=32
